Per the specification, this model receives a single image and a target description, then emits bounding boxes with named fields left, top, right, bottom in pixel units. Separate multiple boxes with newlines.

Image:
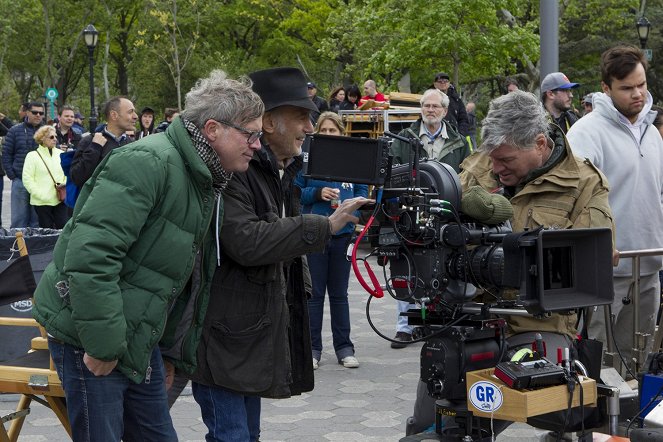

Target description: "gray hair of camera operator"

left=420, top=88, right=450, bottom=108
left=478, top=90, right=550, bottom=153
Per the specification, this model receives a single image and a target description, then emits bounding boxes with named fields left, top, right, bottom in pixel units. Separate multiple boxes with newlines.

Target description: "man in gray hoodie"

left=567, top=45, right=663, bottom=367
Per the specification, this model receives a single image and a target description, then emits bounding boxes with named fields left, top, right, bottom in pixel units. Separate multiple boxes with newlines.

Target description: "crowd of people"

left=0, top=42, right=660, bottom=441
left=0, top=99, right=184, bottom=230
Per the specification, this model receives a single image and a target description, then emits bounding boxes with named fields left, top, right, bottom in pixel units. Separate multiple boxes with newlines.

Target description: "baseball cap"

left=582, top=93, right=594, bottom=105
left=434, top=72, right=450, bottom=81
left=74, top=112, right=85, bottom=120
left=140, top=106, right=155, bottom=114
left=307, top=81, right=317, bottom=89
left=541, top=72, right=579, bottom=93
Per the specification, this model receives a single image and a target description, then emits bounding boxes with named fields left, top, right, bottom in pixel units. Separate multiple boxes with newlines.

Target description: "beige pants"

left=588, top=273, right=660, bottom=364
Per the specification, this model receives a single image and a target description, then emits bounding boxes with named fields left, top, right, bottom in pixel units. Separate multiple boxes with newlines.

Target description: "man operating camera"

left=406, top=90, right=616, bottom=435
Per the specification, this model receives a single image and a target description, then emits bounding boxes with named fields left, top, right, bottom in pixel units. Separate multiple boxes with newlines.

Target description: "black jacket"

left=70, top=128, right=130, bottom=187
left=0, top=116, right=14, bottom=137
left=443, top=85, right=470, bottom=136
left=192, top=146, right=329, bottom=398
left=55, top=125, right=82, bottom=149
left=553, top=110, right=579, bottom=134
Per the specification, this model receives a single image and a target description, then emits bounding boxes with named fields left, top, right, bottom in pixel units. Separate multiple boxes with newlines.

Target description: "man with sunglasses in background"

left=2, top=101, right=44, bottom=227
left=541, top=72, right=580, bottom=133
left=432, top=72, right=470, bottom=137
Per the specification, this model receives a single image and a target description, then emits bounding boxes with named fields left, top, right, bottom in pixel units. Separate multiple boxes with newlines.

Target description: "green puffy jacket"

left=33, top=118, right=219, bottom=383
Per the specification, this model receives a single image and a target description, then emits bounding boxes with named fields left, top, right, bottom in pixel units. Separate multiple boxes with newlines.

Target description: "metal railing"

left=603, top=248, right=663, bottom=374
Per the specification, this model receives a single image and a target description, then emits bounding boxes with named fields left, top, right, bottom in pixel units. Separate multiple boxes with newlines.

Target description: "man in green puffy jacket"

left=33, top=70, right=265, bottom=441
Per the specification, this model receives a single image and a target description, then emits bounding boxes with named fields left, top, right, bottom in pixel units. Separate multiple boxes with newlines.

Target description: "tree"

left=100, top=0, right=146, bottom=99
left=137, top=0, right=203, bottom=110
left=321, top=0, right=539, bottom=96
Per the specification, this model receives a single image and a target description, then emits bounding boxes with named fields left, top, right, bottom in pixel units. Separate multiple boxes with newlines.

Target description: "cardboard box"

left=466, top=368, right=597, bottom=422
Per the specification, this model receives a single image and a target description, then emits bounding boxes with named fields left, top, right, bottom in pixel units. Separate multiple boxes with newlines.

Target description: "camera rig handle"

left=385, top=130, right=423, bottom=189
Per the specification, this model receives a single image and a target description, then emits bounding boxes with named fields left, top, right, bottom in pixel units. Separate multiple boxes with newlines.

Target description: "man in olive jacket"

left=33, top=71, right=265, bottom=441
left=406, top=90, right=615, bottom=436
left=191, top=67, right=371, bottom=442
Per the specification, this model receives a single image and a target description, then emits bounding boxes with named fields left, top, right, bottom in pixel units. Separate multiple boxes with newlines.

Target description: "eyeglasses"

left=435, top=79, right=450, bottom=84
left=30, top=110, right=45, bottom=115
left=215, top=120, right=262, bottom=144
left=422, top=104, right=443, bottom=109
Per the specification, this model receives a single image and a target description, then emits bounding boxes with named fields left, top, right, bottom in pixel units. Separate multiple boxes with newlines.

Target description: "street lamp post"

left=636, top=16, right=651, bottom=50
left=82, top=24, right=99, bottom=133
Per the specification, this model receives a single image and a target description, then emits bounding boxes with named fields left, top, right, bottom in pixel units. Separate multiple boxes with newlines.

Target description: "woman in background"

left=328, top=86, right=346, bottom=113
left=295, top=112, right=368, bottom=370
left=339, top=85, right=360, bottom=111
left=137, top=106, right=155, bottom=139
left=23, top=125, right=67, bottom=228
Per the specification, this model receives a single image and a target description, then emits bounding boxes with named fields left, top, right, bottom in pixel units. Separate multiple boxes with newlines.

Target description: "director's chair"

left=0, top=232, right=71, bottom=441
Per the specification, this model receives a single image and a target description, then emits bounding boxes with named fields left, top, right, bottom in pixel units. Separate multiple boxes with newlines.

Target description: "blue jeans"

left=192, top=382, right=261, bottom=442
left=48, top=339, right=177, bottom=442
left=397, top=300, right=414, bottom=334
left=307, top=235, right=354, bottom=361
left=10, top=178, right=38, bottom=228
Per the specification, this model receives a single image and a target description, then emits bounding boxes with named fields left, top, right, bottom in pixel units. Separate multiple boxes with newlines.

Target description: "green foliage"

left=1, top=0, right=662, bottom=121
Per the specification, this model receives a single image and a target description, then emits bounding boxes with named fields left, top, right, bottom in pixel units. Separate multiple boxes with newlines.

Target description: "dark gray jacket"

left=192, top=146, right=330, bottom=398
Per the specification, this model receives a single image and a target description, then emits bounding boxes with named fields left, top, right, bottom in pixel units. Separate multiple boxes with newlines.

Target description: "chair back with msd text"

left=0, top=229, right=70, bottom=441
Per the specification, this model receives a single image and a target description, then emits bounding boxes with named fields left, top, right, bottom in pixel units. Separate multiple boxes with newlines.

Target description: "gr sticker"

left=469, top=381, right=503, bottom=412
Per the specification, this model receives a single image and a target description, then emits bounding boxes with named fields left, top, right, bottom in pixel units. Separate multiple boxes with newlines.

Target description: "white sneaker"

left=313, top=358, right=319, bottom=370
left=340, top=356, right=359, bottom=368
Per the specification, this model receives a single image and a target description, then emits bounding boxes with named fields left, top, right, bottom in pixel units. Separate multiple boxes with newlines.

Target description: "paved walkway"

left=0, top=176, right=545, bottom=441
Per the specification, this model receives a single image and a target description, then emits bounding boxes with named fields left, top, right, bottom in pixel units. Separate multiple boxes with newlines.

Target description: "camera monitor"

left=302, top=134, right=389, bottom=185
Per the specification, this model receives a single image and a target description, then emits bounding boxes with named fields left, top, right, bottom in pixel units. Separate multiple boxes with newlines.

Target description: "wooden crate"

left=466, top=368, right=597, bottom=422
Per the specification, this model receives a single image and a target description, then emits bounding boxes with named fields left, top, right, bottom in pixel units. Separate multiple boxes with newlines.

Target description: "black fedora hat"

left=249, top=67, right=318, bottom=113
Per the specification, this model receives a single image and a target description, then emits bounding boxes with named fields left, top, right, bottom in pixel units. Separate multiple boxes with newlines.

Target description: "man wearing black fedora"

left=190, top=66, right=371, bottom=441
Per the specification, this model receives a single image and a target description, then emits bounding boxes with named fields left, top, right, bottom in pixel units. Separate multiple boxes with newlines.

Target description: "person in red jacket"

left=359, top=79, right=387, bottom=106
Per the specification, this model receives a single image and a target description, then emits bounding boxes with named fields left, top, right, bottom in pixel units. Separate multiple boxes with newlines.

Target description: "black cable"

left=625, top=380, right=663, bottom=435
left=578, top=378, right=585, bottom=439
left=364, top=292, right=469, bottom=345
left=610, top=322, right=637, bottom=381
left=556, top=377, right=575, bottom=442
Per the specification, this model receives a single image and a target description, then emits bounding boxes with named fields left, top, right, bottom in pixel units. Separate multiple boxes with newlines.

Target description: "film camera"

left=303, top=132, right=614, bottom=435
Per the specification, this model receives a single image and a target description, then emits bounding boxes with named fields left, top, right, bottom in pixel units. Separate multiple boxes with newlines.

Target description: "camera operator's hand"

left=320, top=187, right=339, bottom=202
left=328, top=197, right=373, bottom=234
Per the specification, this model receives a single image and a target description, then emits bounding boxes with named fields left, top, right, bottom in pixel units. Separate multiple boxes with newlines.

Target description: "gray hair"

left=420, top=89, right=449, bottom=108
left=181, top=70, right=264, bottom=129
left=479, top=90, right=549, bottom=153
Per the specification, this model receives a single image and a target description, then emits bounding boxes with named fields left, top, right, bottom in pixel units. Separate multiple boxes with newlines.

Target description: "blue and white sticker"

left=469, top=381, right=503, bottom=412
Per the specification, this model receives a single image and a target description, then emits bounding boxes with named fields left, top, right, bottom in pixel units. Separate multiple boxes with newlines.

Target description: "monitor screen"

left=304, top=134, right=383, bottom=185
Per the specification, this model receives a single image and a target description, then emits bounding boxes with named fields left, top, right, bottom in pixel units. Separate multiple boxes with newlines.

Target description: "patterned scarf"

left=182, top=118, right=233, bottom=196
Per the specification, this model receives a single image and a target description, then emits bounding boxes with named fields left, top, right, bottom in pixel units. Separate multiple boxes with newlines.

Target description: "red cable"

left=351, top=214, right=384, bottom=298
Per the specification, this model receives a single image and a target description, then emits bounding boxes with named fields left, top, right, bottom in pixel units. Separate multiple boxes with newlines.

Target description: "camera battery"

left=494, top=358, right=566, bottom=390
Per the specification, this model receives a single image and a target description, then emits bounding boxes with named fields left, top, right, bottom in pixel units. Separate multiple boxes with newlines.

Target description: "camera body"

left=303, top=132, right=614, bottom=401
